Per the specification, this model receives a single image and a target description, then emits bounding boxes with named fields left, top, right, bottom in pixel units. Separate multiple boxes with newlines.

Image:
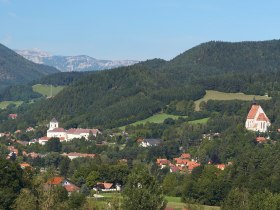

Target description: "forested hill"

left=0, top=43, right=59, bottom=89
left=23, top=40, right=280, bottom=128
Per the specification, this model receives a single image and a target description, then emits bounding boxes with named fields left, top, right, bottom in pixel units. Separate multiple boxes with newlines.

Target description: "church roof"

left=247, top=105, right=260, bottom=119
left=257, top=113, right=269, bottom=122
left=50, top=118, right=58, bottom=123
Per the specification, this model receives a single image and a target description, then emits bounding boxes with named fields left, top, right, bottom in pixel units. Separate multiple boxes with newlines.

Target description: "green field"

left=166, top=196, right=220, bottom=210
left=119, top=113, right=187, bottom=130
left=188, top=117, right=209, bottom=124
left=87, top=194, right=220, bottom=210
left=195, top=90, right=271, bottom=111
left=0, top=101, right=23, bottom=109
left=32, top=84, right=65, bottom=97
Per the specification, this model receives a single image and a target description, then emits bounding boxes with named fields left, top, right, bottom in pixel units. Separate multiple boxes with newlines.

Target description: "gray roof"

left=50, top=118, right=58, bottom=123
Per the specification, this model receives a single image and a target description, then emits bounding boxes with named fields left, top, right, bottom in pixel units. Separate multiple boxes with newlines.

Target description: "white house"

left=140, top=139, right=163, bottom=147
left=245, top=104, right=271, bottom=132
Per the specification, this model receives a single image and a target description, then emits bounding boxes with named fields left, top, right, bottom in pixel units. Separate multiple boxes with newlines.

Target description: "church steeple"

left=252, top=97, right=257, bottom=105
left=49, top=118, right=59, bottom=130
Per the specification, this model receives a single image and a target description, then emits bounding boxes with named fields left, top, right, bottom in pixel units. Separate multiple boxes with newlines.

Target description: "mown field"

left=87, top=194, right=220, bottom=210
left=119, top=113, right=187, bottom=130
left=0, top=101, right=23, bottom=109
left=194, top=90, right=271, bottom=111
left=188, top=117, right=209, bottom=124
left=32, top=84, right=65, bottom=97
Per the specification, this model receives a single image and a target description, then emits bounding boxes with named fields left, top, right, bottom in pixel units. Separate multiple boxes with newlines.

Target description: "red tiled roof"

left=215, top=164, right=226, bottom=170
left=180, top=153, right=191, bottom=159
left=247, top=105, right=260, bottom=119
left=48, top=177, right=64, bottom=185
left=156, top=159, right=170, bottom=165
left=97, top=182, right=113, bottom=189
left=256, top=136, right=266, bottom=143
left=67, top=128, right=99, bottom=135
left=64, top=184, right=79, bottom=192
left=256, top=113, right=269, bottom=122
left=48, top=128, right=65, bottom=132
left=20, top=163, right=31, bottom=168
left=8, top=114, right=18, bottom=119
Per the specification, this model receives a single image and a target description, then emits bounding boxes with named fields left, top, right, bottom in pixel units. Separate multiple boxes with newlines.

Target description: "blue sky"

left=0, top=0, right=280, bottom=60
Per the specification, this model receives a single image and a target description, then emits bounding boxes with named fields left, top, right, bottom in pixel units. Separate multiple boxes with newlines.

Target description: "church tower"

left=49, top=118, right=59, bottom=130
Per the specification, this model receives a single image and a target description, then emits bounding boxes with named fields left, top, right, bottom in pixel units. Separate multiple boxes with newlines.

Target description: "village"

left=0, top=102, right=273, bottom=200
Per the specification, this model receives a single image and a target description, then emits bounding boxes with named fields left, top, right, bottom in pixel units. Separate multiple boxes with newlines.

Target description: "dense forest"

left=11, top=39, right=280, bottom=128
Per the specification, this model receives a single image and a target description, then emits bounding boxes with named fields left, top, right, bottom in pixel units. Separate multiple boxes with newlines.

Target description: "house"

left=47, top=118, right=101, bottom=141
left=156, top=159, right=171, bottom=169
left=63, top=152, right=96, bottom=160
left=20, top=162, right=31, bottom=169
left=93, top=182, right=121, bottom=192
left=26, top=127, right=35, bottom=132
left=8, top=114, right=18, bottom=119
left=46, top=176, right=79, bottom=195
left=140, top=138, right=163, bottom=147
left=245, top=104, right=271, bottom=132
left=180, top=153, right=191, bottom=159
left=215, top=164, right=226, bottom=170
left=38, top=136, right=65, bottom=145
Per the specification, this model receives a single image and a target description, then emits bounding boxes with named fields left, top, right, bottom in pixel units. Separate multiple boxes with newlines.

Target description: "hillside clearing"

left=32, top=84, right=65, bottom=97
left=195, top=90, right=271, bottom=111
left=188, top=117, right=209, bottom=124
left=119, top=113, right=187, bottom=130
left=0, top=101, right=23, bottom=109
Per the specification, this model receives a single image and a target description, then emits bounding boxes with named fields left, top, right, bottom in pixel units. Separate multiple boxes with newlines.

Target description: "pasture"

left=32, top=84, right=65, bottom=97
left=0, top=101, right=23, bottom=109
left=194, top=90, right=271, bottom=111
left=119, top=113, right=186, bottom=130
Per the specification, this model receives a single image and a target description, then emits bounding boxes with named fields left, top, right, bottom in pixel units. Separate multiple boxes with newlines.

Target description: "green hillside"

left=21, top=40, right=280, bottom=128
left=0, top=43, right=59, bottom=89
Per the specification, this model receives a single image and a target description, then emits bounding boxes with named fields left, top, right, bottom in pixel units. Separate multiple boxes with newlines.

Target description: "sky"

left=0, top=0, right=280, bottom=60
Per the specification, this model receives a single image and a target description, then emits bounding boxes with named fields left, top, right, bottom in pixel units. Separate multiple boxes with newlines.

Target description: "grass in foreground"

left=0, top=101, right=23, bottom=109
left=166, top=196, right=220, bottom=210
left=119, top=113, right=187, bottom=130
left=32, top=84, right=65, bottom=97
left=87, top=195, right=220, bottom=210
left=195, top=90, right=271, bottom=111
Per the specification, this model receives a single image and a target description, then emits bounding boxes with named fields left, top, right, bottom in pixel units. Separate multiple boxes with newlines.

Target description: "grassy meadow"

left=0, top=101, right=23, bottom=109
left=188, top=117, right=209, bottom=124
left=32, top=84, right=65, bottom=97
left=194, top=90, right=271, bottom=111
left=119, top=113, right=187, bottom=130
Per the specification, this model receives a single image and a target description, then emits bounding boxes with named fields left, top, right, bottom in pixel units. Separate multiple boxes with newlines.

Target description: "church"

left=47, top=118, right=100, bottom=141
left=245, top=103, right=271, bottom=133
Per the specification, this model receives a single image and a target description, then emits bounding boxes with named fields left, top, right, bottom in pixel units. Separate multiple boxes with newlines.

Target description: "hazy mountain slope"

left=16, top=49, right=139, bottom=72
left=0, top=44, right=59, bottom=88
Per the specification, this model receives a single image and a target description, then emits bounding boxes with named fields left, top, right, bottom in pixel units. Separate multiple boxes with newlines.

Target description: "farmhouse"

left=140, top=138, right=163, bottom=147
left=46, top=118, right=100, bottom=142
left=245, top=104, right=271, bottom=132
left=46, top=176, right=80, bottom=195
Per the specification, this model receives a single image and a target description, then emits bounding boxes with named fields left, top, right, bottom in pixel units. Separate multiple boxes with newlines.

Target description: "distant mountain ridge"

left=0, top=44, right=59, bottom=90
left=16, top=49, right=139, bottom=72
